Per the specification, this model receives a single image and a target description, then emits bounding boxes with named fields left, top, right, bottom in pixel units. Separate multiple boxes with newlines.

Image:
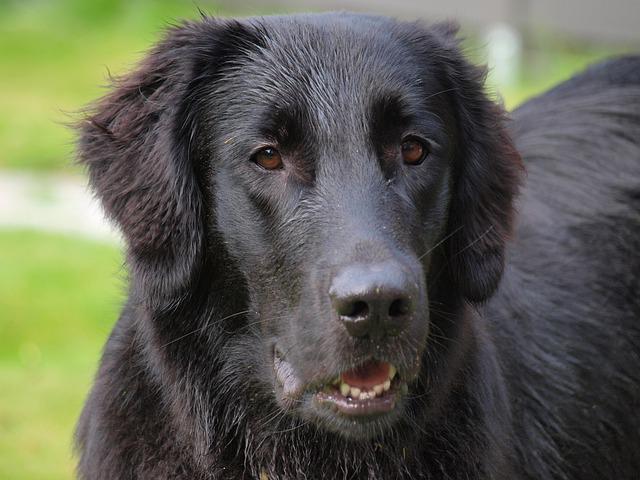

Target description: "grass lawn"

left=0, top=230, right=124, bottom=479
left=0, top=0, right=221, bottom=171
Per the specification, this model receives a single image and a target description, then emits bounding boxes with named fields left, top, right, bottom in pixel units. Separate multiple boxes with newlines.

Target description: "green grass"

left=497, top=42, right=631, bottom=108
left=0, top=230, right=124, bottom=480
left=0, top=0, right=223, bottom=171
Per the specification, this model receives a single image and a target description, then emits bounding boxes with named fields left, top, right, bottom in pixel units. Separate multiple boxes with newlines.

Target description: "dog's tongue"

left=341, top=361, right=390, bottom=389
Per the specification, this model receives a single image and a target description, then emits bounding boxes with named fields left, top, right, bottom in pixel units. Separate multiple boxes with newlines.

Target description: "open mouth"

left=274, top=349, right=404, bottom=418
left=316, top=360, right=403, bottom=416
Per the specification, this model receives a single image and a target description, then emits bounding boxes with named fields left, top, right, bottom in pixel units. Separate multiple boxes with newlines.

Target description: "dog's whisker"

left=160, top=309, right=253, bottom=348
left=417, top=225, right=464, bottom=261
left=454, top=225, right=495, bottom=257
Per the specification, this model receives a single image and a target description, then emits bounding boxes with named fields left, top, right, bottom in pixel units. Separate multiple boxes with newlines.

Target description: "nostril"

left=341, top=300, right=369, bottom=318
left=388, top=298, right=411, bottom=317
left=330, top=261, right=419, bottom=338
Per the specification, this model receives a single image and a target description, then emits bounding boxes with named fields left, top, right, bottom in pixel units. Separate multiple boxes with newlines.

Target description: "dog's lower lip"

left=315, top=385, right=398, bottom=416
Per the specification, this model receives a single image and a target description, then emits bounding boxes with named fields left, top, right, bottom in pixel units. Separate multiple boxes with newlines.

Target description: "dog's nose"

left=329, top=261, right=417, bottom=339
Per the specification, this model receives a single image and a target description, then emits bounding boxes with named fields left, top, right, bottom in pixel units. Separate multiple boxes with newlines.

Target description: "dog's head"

left=79, top=14, right=521, bottom=439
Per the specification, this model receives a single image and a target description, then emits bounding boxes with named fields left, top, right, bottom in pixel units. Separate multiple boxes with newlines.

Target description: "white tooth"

left=383, top=379, right=391, bottom=391
left=350, top=387, right=361, bottom=398
left=389, top=365, right=397, bottom=380
left=373, top=384, right=384, bottom=395
left=340, top=382, right=350, bottom=397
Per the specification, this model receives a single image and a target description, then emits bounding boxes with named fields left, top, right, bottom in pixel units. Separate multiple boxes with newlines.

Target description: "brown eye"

left=253, top=147, right=283, bottom=170
left=401, top=138, right=428, bottom=165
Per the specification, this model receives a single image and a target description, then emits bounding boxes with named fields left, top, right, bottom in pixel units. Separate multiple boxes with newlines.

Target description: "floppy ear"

left=411, top=23, right=524, bottom=302
left=439, top=30, right=523, bottom=302
left=77, top=19, right=260, bottom=305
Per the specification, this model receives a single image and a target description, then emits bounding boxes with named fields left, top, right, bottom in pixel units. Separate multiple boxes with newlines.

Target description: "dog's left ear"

left=77, top=19, right=263, bottom=306
left=405, top=23, right=524, bottom=302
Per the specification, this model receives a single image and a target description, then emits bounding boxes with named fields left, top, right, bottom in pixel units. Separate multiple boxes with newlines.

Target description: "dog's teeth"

left=337, top=366, right=396, bottom=399
left=340, top=382, right=350, bottom=397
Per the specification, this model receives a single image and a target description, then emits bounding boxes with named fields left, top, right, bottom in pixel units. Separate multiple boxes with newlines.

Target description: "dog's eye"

left=401, top=138, right=429, bottom=165
left=253, top=147, right=283, bottom=170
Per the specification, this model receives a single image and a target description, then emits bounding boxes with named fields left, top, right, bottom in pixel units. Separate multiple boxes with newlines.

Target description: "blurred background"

left=0, top=0, right=638, bottom=478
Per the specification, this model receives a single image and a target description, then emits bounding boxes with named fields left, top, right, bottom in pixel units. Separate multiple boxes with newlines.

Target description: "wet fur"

left=75, top=13, right=640, bottom=479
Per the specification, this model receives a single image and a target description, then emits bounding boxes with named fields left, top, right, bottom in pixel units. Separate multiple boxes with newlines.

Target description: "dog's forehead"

left=218, top=16, right=427, bottom=131
left=255, top=15, right=411, bottom=85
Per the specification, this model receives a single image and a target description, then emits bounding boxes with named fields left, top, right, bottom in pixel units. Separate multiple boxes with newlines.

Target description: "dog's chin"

left=303, top=385, right=409, bottom=439
left=273, top=349, right=411, bottom=439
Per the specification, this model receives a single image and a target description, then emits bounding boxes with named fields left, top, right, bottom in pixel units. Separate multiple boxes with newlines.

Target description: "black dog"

left=75, top=13, right=640, bottom=479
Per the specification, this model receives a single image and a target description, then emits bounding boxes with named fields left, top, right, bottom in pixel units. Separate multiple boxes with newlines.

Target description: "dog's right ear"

left=77, top=19, right=263, bottom=306
left=397, top=21, right=523, bottom=302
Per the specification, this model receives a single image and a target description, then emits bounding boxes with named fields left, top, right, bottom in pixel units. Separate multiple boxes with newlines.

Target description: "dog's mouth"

left=316, top=360, right=403, bottom=416
left=274, top=348, right=405, bottom=418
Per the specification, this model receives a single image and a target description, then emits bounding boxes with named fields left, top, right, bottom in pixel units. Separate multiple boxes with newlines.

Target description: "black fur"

left=75, top=13, right=640, bottom=479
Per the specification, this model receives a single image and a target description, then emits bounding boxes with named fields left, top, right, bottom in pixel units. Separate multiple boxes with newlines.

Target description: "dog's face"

left=80, top=14, right=521, bottom=439
left=208, top=18, right=454, bottom=435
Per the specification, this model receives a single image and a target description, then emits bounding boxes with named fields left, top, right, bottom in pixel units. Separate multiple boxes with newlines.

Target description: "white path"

left=0, top=172, right=121, bottom=244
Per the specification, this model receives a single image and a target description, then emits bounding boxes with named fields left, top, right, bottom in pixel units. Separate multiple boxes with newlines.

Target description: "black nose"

left=329, top=261, right=418, bottom=339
